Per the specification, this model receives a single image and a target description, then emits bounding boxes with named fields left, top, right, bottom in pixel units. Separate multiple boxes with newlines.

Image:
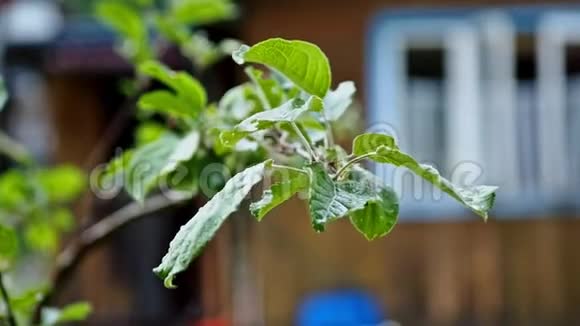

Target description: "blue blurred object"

left=296, top=289, right=385, bottom=326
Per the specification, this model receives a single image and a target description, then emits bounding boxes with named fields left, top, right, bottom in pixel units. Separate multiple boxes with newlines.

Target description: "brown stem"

left=53, top=194, right=184, bottom=286
left=32, top=194, right=185, bottom=325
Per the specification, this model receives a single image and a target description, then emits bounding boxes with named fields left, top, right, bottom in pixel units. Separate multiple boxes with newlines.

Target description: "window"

left=367, top=6, right=580, bottom=220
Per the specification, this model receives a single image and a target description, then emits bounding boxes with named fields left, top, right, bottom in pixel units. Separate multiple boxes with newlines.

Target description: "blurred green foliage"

left=96, top=0, right=239, bottom=68
left=0, top=82, right=88, bottom=324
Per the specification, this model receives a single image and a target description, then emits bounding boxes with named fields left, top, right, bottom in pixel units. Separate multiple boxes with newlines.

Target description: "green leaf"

left=135, top=122, right=167, bottom=146
left=325, top=145, right=348, bottom=165
left=298, top=114, right=327, bottom=144
left=0, top=224, right=18, bottom=271
left=164, top=155, right=206, bottom=198
left=37, top=165, right=86, bottom=204
left=217, top=84, right=255, bottom=121
left=96, top=2, right=143, bottom=41
left=138, top=90, right=193, bottom=120
left=306, top=163, right=378, bottom=231
left=347, top=168, right=398, bottom=240
left=195, top=37, right=241, bottom=69
left=244, top=67, right=284, bottom=108
left=138, top=61, right=174, bottom=87
left=350, top=187, right=398, bottom=240
left=161, top=130, right=200, bottom=175
left=170, top=0, right=237, bottom=25
left=250, top=167, right=309, bottom=220
left=220, top=96, right=322, bottom=147
left=352, top=133, right=496, bottom=219
left=0, top=169, right=29, bottom=211
left=154, top=160, right=271, bottom=288
left=352, top=133, right=398, bottom=159
left=41, top=302, right=92, bottom=325
left=24, top=221, right=59, bottom=253
left=373, top=146, right=497, bottom=220
left=95, top=1, right=152, bottom=63
left=138, top=61, right=207, bottom=114
left=11, top=288, right=45, bottom=325
left=182, top=32, right=220, bottom=67
left=100, top=150, right=133, bottom=187
left=323, top=81, right=356, bottom=121
left=155, top=15, right=191, bottom=44
left=0, top=75, right=7, bottom=111
left=125, top=131, right=201, bottom=202
left=125, top=134, right=180, bottom=202
left=233, top=38, right=332, bottom=97
left=51, top=208, right=75, bottom=232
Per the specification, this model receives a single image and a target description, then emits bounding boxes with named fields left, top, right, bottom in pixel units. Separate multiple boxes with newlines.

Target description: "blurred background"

left=1, top=0, right=580, bottom=325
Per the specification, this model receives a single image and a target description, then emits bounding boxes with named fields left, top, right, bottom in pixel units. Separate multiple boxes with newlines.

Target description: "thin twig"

left=0, top=273, right=16, bottom=326
left=334, top=152, right=376, bottom=180
left=324, top=121, right=335, bottom=148
left=0, top=130, right=32, bottom=165
left=260, top=136, right=309, bottom=163
left=244, top=67, right=271, bottom=110
left=54, top=194, right=183, bottom=281
left=276, top=131, right=311, bottom=160
left=260, top=142, right=297, bottom=163
left=291, top=122, right=317, bottom=162
left=35, top=193, right=185, bottom=323
left=271, top=164, right=308, bottom=175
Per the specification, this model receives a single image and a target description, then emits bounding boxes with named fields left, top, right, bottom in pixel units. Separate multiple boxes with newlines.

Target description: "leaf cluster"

left=100, top=37, right=498, bottom=288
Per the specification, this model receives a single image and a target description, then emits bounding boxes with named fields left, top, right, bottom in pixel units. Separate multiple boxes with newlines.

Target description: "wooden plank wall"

left=46, top=75, right=135, bottom=317
left=244, top=200, right=580, bottom=325
left=238, top=0, right=580, bottom=325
